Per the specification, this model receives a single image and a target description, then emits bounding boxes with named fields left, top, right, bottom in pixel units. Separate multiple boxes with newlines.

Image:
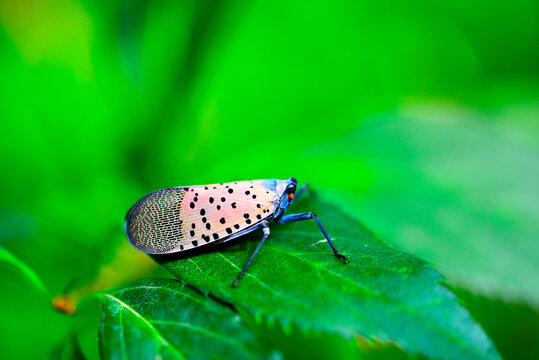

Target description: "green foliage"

left=0, top=0, right=537, bottom=358
left=155, top=196, right=500, bottom=360
left=452, top=288, right=539, bottom=360
left=302, top=106, right=539, bottom=306
left=99, top=278, right=276, bottom=360
left=0, top=246, right=51, bottom=301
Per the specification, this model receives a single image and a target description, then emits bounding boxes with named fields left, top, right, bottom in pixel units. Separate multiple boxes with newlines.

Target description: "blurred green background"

left=0, top=0, right=538, bottom=359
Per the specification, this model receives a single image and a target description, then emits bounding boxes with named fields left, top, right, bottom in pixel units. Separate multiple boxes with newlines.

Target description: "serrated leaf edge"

left=181, top=250, right=499, bottom=360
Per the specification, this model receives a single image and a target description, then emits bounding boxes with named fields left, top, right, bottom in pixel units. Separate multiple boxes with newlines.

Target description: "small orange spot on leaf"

left=52, top=295, right=76, bottom=315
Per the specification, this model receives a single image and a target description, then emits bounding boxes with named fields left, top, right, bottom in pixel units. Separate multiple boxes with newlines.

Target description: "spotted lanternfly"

left=126, top=178, right=349, bottom=286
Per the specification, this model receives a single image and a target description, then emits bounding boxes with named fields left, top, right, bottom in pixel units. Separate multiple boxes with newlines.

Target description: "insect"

left=126, top=178, right=349, bottom=286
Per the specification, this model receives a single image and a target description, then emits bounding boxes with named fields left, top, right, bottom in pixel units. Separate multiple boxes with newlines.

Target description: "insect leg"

left=289, top=184, right=310, bottom=208
left=294, top=184, right=310, bottom=199
left=277, top=212, right=349, bottom=263
left=232, top=220, right=271, bottom=287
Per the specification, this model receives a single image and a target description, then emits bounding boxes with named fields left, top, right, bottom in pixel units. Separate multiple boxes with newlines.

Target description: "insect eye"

left=286, top=183, right=296, bottom=198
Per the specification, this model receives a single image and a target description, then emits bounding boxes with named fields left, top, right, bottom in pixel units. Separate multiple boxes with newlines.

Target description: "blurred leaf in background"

left=301, top=105, right=539, bottom=304
left=0, top=0, right=537, bottom=359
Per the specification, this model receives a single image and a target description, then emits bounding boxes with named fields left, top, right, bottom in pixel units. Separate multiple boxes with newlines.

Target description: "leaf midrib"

left=104, top=294, right=185, bottom=360
left=119, top=285, right=207, bottom=307
left=112, top=285, right=261, bottom=360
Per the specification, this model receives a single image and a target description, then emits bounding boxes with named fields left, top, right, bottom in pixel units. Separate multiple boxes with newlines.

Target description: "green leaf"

left=0, top=245, right=51, bottom=301
left=49, top=333, right=85, bottom=360
left=451, top=287, right=539, bottom=360
left=156, top=196, right=500, bottom=360
left=300, top=104, right=539, bottom=306
left=98, top=278, right=276, bottom=360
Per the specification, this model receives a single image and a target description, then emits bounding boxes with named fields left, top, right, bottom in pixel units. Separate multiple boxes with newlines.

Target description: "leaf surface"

left=0, top=245, right=51, bottom=301
left=98, top=278, right=275, bottom=360
left=299, top=105, right=539, bottom=305
left=156, top=196, right=501, bottom=360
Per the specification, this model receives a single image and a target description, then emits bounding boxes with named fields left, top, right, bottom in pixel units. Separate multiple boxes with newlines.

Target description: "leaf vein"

left=103, top=294, right=185, bottom=360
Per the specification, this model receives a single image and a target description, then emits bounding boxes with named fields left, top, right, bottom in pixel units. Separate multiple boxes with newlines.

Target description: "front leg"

left=293, top=184, right=310, bottom=200
left=232, top=220, right=271, bottom=287
left=277, top=212, right=349, bottom=263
